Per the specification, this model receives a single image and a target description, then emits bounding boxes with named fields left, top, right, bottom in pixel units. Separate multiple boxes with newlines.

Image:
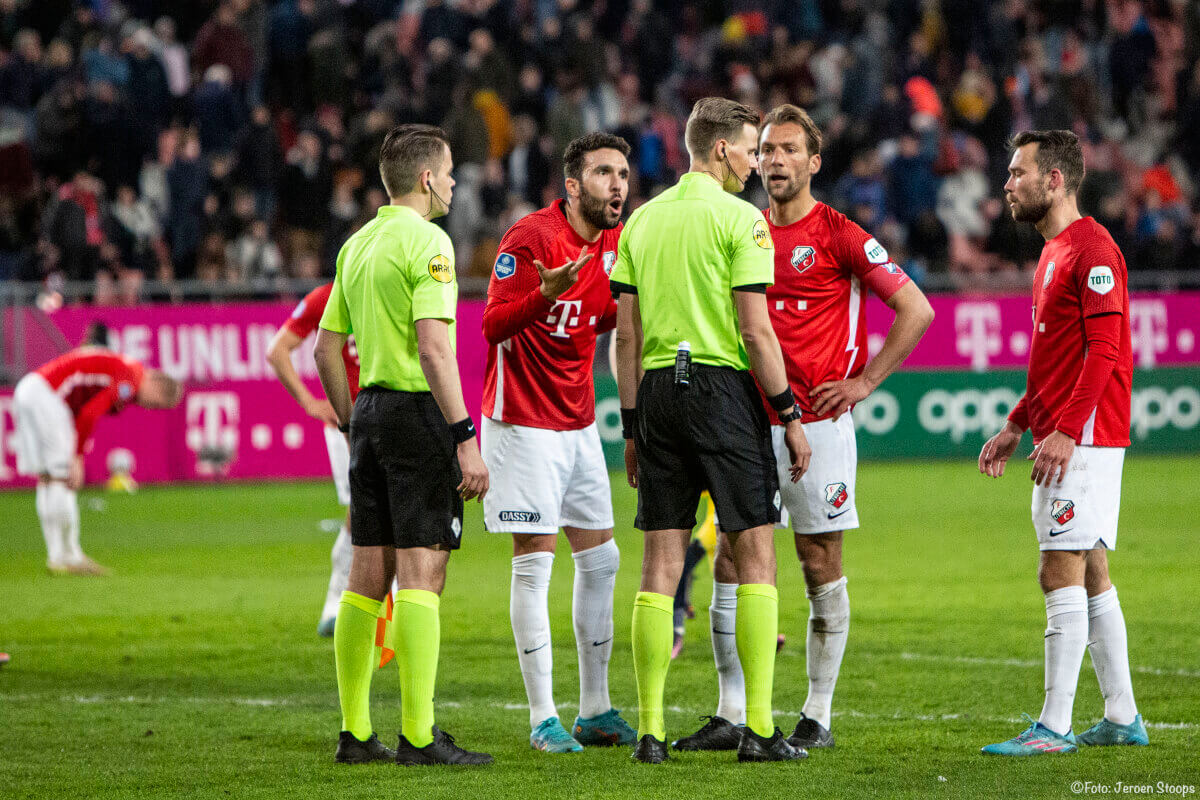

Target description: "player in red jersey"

left=267, top=283, right=362, bottom=637
left=672, top=105, right=934, bottom=753
left=979, top=130, right=1145, bottom=756
left=13, top=348, right=182, bottom=575
left=480, top=133, right=637, bottom=752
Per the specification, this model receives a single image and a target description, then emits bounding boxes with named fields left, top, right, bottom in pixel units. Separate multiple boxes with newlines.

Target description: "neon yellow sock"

left=335, top=591, right=382, bottom=740
left=736, top=583, right=779, bottom=737
left=395, top=589, right=440, bottom=748
left=632, top=591, right=673, bottom=740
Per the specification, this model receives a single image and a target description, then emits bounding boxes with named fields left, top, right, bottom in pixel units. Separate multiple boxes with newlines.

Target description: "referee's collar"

left=681, top=171, right=722, bottom=189
left=379, top=204, right=424, bottom=220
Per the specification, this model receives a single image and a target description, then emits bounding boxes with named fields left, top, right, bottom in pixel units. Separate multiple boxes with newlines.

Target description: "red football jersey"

left=1014, top=217, right=1132, bottom=446
left=764, top=203, right=910, bottom=422
left=284, top=283, right=361, bottom=400
left=481, top=200, right=620, bottom=430
left=36, top=347, right=145, bottom=452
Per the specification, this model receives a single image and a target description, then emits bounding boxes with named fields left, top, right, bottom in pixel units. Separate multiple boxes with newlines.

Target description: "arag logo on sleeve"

left=753, top=219, right=772, bottom=249
left=428, top=254, right=454, bottom=283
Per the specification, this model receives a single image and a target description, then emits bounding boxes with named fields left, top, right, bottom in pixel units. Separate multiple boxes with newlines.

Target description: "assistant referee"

left=314, top=124, right=491, bottom=767
left=610, top=97, right=812, bottom=764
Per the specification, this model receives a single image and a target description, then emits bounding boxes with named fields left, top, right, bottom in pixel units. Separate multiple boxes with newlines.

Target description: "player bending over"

left=267, top=284, right=361, bottom=637
left=481, top=133, right=637, bottom=753
left=979, top=130, right=1144, bottom=755
left=14, top=347, right=182, bottom=575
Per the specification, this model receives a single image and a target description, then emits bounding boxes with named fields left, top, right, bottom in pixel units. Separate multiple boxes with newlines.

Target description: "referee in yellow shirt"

left=611, top=98, right=812, bottom=764
left=315, top=124, right=491, bottom=766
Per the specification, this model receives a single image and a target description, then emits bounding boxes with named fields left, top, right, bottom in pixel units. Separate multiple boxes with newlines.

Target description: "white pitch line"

left=7, top=693, right=1196, bottom=731
left=892, top=651, right=1200, bottom=679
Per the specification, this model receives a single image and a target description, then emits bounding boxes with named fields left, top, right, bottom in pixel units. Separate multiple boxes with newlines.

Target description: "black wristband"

left=768, top=387, right=796, bottom=412
left=620, top=408, right=637, bottom=440
left=778, top=406, right=802, bottom=424
left=337, top=422, right=350, bottom=434
left=449, top=416, right=476, bottom=444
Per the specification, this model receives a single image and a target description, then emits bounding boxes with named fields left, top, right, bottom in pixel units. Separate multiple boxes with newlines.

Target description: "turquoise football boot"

left=572, top=708, right=637, bottom=746
left=530, top=717, right=583, bottom=753
left=1077, top=714, right=1149, bottom=746
left=981, top=714, right=1077, bottom=755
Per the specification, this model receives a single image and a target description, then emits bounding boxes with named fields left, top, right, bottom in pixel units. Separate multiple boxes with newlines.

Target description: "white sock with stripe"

left=1039, top=585, right=1088, bottom=736
left=710, top=581, right=745, bottom=724
left=802, top=576, right=850, bottom=729
left=35, top=483, right=67, bottom=566
left=511, top=551, right=557, bottom=728
left=1087, top=587, right=1138, bottom=726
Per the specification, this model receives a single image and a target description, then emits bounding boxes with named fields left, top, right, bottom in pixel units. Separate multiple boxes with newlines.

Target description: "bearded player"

left=978, top=130, right=1144, bottom=755
left=13, top=347, right=183, bottom=574
left=672, top=104, right=933, bottom=752
left=267, top=284, right=361, bottom=637
left=481, top=133, right=637, bottom=753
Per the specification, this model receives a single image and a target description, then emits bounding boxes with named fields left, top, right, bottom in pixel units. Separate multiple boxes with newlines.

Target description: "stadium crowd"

left=0, top=0, right=1198, bottom=301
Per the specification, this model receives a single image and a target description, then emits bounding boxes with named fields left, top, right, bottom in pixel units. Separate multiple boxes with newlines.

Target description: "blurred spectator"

left=193, top=1, right=255, bottom=88
left=194, top=65, right=242, bottom=154
left=279, top=129, right=330, bottom=271
left=228, top=219, right=282, bottom=280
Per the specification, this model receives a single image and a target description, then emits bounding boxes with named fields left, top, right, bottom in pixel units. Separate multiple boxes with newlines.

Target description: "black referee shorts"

left=348, top=387, right=463, bottom=550
left=634, top=365, right=780, bottom=533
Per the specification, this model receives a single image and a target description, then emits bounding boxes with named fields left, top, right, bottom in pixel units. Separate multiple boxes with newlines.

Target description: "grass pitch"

left=2, top=457, right=1198, bottom=799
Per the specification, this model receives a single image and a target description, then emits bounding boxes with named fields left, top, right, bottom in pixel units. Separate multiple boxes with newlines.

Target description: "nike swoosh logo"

left=523, top=643, right=547, bottom=654
left=712, top=629, right=735, bottom=636
left=1048, top=528, right=1073, bottom=537
left=592, top=637, right=613, bottom=647
left=827, top=507, right=852, bottom=519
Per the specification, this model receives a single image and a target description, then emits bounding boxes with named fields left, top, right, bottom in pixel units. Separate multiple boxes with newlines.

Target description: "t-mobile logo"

left=546, top=299, right=583, bottom=339
left=185, top=392, right=240, bottom=475
left=1129, top=299, right=1168, bottom=368
left=954, top=302, right=1003, bottom=371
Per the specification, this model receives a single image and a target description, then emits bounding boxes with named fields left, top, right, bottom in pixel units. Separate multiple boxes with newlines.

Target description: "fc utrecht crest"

left=790, top=245, right=817, bottom=273
left=602, top=250, right=616, bottom=275
left=825, top=482, right=848, bottom=509
left=1051, top=499, right=1075, bottom=525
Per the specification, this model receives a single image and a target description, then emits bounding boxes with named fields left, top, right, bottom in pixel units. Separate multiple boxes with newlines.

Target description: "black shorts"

left=348, top=387, right=463, bottom=550
left=634, top=365, right=780, bottom=533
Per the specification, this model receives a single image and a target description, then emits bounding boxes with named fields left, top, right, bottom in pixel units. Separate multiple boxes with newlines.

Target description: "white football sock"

left=710, top=581, right=745, bottom=724
left=35, top=483, right=66, bottom=565
left=62, top=486, right=82, bottom=563
left=571, top=540, right=618, bottom=719
left=321, top=526, right=353, bottom=621
left=511, top=551, right=556, bottom=728
left=1039, top=585, right=1089, bottom=735
left=802, top=576, right=850, bottom=730
left=1087, top=587, right=1138, bottom=725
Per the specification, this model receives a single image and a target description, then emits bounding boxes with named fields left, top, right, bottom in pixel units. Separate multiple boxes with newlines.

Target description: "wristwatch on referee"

left=778, top=406, right=802, bottom=424
left=337, top=422, right=350, bottom=434
left=769, top=388, right=802, bottom=424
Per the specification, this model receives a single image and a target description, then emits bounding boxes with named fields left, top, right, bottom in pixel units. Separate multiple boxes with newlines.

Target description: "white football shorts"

left=481, top=418, right=614, bottom=534
left=772, top=414, right=860, bottom=535
left=12, top=372, right=76, bottom=480
left=1032, top=445, right=1124, bottom=551
left=323, top=425, right=351, bottom=506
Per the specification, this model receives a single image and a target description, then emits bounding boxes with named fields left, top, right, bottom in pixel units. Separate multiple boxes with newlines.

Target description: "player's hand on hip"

left=978, top=422, right=1021, bottom=478
left=783, top=419, right=812, bottom=482
left=305, top=397, right=340, bottom=427
left=623, top=439, right=638, bottom=488
left=1028, top=430, right=1075, bottom=487
left=456, top=440, right=489, bottom=502
left=536, top=246, right=592, bottom=302
left=810, top=375, right=873, bottom=420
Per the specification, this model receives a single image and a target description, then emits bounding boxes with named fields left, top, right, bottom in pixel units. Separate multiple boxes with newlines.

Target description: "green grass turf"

left=2, top=456, right=1199, bottom=799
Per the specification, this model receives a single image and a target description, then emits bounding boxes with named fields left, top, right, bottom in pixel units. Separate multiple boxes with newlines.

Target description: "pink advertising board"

left=2, top=292, right=1198, bottom=488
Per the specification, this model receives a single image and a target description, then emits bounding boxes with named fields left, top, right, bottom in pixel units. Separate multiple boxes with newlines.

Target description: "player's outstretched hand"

left=1028, top=430, right=1075, bottom=487
left=536, top=246, right=593, bottom=302
left=783, top=420, right=812, bottom=481
left=810, top=375, right=874, bottom=421
left=456, top=440, right=489, bottom=502
left=623, top=439, right=638, bottom=488
left=979, top=422, right=1022, bottom=477
left=305, top=397, right=340, bottom=428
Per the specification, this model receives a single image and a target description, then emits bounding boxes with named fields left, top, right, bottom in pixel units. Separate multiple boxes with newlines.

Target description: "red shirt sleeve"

left=835, top=219, right=910, bottom=301
left=482, top=231, right=553, bottom=345
left=1008, top=395, right=1030, bottom=431
left=1072, top=241, right=1126, bottom=319
left=1054, top=312, right=1123, bottom=442
left=74, top=387, right=117, bottom=453
left=282, top=284, right=331, bottom=339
